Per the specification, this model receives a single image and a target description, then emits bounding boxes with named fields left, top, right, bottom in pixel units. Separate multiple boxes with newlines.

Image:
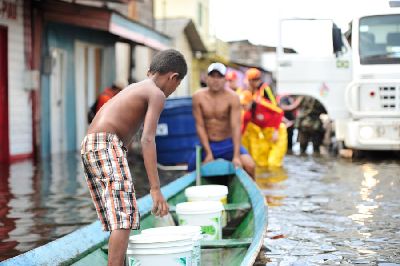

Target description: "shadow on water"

left=0, top=152, right=184, bottom=261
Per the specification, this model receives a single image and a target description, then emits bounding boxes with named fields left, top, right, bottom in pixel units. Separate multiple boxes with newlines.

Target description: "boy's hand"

left=150, top=188, right=169, bottom=217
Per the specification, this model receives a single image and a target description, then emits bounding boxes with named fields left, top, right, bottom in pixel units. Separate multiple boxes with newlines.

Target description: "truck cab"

left=277, top=11, right=400, bottom=151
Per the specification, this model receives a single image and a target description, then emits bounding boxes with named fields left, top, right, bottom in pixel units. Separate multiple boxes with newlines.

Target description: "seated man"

left=187, top=63, right=256, bottom=178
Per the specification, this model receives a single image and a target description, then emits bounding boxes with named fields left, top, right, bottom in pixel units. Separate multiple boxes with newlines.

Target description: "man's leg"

left=311, top=130, right=324, bottom=154
left=240, top=154, right=256, bottom=179
left=108, top=229, right=130, bottom=266
left=298, top=131, right=309, bottom=154
left=287, top=127, right=294, bottom=152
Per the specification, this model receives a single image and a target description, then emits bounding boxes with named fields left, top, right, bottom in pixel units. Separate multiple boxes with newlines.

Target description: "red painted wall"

left=0, top=26, right=9, bottom=163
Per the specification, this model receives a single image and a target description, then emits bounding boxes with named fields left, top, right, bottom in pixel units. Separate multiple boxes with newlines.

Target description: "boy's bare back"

left=88, top=79, right=165, bottom=147
left=81, top=49, right=187, bottom=266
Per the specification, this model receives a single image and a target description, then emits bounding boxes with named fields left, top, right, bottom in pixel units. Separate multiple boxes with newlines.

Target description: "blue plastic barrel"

left=156, top=97, right=198, bottom=165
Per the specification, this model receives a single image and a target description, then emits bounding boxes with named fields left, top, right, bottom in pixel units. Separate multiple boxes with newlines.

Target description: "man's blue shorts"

left=187, top=138, right=249, bottom=171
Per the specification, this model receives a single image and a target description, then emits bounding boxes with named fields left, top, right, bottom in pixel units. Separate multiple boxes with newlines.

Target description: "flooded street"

left=0, top=152, right=182, bottom=261
left=258, top=153, right=400, bottom=265
left=1, top=151, right=399, bottom=264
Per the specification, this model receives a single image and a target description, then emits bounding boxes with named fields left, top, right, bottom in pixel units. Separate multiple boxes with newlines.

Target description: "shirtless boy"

left=81, top=49, right=187, bottom=266
left=188, top=62, right=256, bottom=178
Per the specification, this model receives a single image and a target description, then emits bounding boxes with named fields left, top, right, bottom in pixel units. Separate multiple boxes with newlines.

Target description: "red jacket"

left=96, top=87, right=119, bottom=112
left=242, top=83, right=283, bottom=132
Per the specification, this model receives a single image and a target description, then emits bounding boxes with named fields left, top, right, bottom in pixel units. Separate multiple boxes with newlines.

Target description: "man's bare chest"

left=200, top=99, right=230, bottom=119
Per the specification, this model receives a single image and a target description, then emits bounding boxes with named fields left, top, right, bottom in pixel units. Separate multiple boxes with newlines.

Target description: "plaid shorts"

left=81, top=132, right=139, bottom=231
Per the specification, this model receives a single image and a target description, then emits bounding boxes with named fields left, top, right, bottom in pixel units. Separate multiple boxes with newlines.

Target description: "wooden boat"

left=3, top=159, right=268, bottom=266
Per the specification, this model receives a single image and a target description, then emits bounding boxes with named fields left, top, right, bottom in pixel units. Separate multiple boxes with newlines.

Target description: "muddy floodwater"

left=0, top=152, right=183, bottom=261
left=1, top=150, right=399, bottom=265
left=257, top=152, right=400, bottom=266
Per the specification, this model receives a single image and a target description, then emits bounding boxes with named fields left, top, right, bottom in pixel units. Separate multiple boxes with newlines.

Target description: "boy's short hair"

left=149, top=49, right=187, bottom=80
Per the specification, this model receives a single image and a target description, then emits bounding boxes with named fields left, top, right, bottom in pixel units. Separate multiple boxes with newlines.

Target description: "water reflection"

left=0, top=164, right=18, bottom=259
left=361, top=164, right=379, bottom=189
left=262, top=154, right=400, bottom=265
left=256, top=167, right=288, bottom=207
left=0, top=153, right=96, bottom=261
left=349, top=164, right=380, bottom=226
left=2, top=151, right=399, bottom=264
left=0, top=152, right=183, bottom=261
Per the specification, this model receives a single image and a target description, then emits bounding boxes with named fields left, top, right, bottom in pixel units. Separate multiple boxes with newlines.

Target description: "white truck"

left=276, top=10, right=400, bottom=152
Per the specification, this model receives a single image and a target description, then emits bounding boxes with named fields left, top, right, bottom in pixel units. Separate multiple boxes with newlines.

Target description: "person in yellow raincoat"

left=240, top=68, right=287, bottom=168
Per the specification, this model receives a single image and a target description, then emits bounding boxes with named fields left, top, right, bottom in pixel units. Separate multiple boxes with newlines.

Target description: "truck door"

left=277, top=19, right=352, bottom=120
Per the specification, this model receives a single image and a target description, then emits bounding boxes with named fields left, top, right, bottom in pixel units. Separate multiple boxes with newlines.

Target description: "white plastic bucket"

left=185, top=185, right=228, bottom=226
left=141, top=226, right=202, bottom=266
left=126, top=233, right=194, bottom=266
left=185, top=185, right=228, bottom=203
left=126, top=246, right=192, bottom=266
left=176, top=201, right=223, bottom=240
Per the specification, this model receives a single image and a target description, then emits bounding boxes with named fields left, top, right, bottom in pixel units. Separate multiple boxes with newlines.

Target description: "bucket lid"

left=129, top=233, right=193, bottom=244
left=185, top=185, right=228, bottom=198
left=176, top=201, right=224, bottom=214
left=141, top=225, right=201, bottom=236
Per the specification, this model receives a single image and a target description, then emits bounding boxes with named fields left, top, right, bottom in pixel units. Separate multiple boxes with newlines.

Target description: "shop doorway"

left=75, top=42, right=102, bottom=149
left=50, top=49, right=67, bottom=154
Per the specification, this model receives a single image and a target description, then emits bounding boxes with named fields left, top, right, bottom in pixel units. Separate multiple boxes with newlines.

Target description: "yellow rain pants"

left=242, top=122, right=287, bottom=168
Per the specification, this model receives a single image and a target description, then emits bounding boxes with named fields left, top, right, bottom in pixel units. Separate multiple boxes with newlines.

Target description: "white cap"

left=207, top=62, right=226, bottom=76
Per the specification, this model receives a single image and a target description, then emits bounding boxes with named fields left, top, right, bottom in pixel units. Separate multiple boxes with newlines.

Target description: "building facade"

left=0, top=0, right=171, bottom=161
left=0, top=0, right=33, bottom=163
left=156, top=18, right=206, bottom=96
left=154, top=0, right=231, bottom=94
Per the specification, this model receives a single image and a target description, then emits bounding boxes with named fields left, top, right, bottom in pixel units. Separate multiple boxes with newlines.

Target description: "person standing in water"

left=81, top=49, right=187, bottom=266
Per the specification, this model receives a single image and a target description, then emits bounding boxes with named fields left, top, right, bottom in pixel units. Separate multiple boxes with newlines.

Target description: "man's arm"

left=230, top=94, right=242, bottom=167
left=141, top=90, right=168, bottom=216
left=192, top=92, right=213, bottom=162
left=280, top=96, right=303, bottom=111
